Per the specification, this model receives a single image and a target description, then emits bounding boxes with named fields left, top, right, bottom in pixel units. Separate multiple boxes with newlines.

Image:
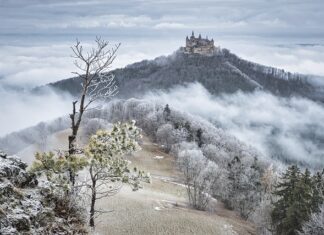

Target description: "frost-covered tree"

left=225, top=156, right=262, bottom=218
left=299, top=204, right=324, bottom=235
left=82, top=118, right=110, bottom=141
left=156, top=124, right=174, bottom=150
left=84, top=121, right=150, bottom=228
left=68, top=37, right=120, bottom=184
left=30, top=151, right=88, bottom=193
left=311, top=171, right=324, bottom=213
left=35, top=122, right=48, bottom=151
left=31, top=121, right=150, bottom=229
left=177, top=148, right=219, bottom=210
left=202, top=144, right=230, bottom=168
left=250, top=165, right=278, bottom=234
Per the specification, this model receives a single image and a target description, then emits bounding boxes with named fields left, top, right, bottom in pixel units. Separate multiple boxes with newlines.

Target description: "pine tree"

left=184, top=121, right=193, bottom=142
left=287, top=169, right=312, bottom=234
left=271, top=166, right=314, bottom=235
left=196, top=128, right=203, bottom=147
left=311, top=171, right=324, bottom=213
left=163, top=104, right=171, bottom=122
left=271, top=165, right=301, bottom=235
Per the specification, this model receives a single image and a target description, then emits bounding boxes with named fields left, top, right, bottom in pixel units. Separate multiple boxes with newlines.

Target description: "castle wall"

left=184, top=34, right=216, bottom=55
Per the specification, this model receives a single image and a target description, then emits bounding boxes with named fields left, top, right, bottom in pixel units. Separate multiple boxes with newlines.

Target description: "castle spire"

left=183, top=33, right=216, bottom=55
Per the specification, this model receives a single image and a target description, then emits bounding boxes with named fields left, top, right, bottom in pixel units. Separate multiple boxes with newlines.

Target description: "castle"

left=181, top=31, right=216, bottom=55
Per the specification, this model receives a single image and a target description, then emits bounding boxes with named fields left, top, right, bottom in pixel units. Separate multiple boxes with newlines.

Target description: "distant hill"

left=40, top=48, right=323, bottom=101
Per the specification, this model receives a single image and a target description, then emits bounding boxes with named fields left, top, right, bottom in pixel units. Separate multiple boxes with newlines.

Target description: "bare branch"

left=68, top=37, right=120, bottom=162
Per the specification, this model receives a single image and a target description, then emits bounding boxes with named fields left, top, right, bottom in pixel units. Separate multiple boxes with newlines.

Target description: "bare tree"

left=35, top=122, right=48, bottom=152
left=177, top=149, right=219, bottom=210
left=68, top=37, right=120, bottom=184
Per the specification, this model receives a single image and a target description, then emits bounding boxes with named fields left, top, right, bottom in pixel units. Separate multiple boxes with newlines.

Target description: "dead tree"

left=68, top=37, right=120, bottom=184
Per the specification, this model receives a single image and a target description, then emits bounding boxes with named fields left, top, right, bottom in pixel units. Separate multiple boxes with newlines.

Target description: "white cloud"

left=0, top=38, right=183, bottom=88
left=0, top=87, right=71, bottom=136
left=39, top=14, right=155, bottom=29
left=0, top=44, right=73, bottom=87
left=219, top=41, right=324, bottom=77
left=154, top=22, right=187, bottom=29
left=144, top=83, right=324, bottom=168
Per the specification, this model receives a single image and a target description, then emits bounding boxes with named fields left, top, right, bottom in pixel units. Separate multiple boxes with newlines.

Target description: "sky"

left=0, top=0, right=324, bottom=135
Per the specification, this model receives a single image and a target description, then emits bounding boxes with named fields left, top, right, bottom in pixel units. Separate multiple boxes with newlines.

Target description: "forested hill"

left=43, top=48, right=322, bottom=101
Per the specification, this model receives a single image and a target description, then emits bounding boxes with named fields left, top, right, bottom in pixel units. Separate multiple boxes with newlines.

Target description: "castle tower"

left=182, top=32, right=216, bottom=55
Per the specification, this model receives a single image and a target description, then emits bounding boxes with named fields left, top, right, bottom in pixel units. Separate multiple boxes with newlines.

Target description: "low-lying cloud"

left=219, top=41, right=324, bottom=77
left=0, top=44, right=73, bottom=88
left=0, top=87, right=72, bottom=136
left=0, top=39, right=181, bottom=88
left=144, top=83, right=324, bottom=168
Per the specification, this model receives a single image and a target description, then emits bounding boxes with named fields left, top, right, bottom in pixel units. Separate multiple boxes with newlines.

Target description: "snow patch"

left=153, top=155, right=164, bottom=160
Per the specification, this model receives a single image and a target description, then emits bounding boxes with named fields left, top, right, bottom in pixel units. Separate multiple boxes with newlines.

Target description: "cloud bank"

left=0, top=87, right=71, bottom=136
left=144, top=83, right=324, bottom=168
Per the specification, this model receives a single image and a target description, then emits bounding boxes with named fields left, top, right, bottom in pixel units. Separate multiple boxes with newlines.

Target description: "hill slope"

left=15, top=130, right=256, bottom=235
left=96, top=135, right=256, bottom=235
left=44, top=49, right=322, bottom=101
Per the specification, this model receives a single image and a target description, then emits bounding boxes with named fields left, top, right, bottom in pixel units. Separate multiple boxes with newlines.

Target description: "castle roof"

left=183, top=32, right=216, bottom=55
left=187, top=32, right=213, bottom=44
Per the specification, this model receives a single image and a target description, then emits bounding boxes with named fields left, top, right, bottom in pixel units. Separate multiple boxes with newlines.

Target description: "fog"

left=1, top=81, right=323, bottom=168
left=0, top=87, right=71, bottom=136
left=144, top=83, right=324, bottom=168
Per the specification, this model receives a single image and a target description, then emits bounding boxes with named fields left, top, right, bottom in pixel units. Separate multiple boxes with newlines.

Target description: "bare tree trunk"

left=68, top=100, right=78, bottom=153
left=68, top=101, right=79, bottom=185
left=89, top=167, right=96, bottom=227
left=89, top=189, right=96, bottom=227
left=67, top=38, right=119, bottom=186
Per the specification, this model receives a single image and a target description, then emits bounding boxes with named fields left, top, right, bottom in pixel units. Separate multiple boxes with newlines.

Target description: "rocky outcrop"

left=0, top=151, right=87, bottom=234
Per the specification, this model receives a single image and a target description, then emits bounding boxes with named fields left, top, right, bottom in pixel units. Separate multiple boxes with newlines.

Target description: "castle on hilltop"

left=181, top=31, right=217, bottom=55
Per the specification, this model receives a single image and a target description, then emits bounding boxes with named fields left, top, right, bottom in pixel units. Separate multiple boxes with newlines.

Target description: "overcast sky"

left=1, top=0, right=324, bottom=37
left=1, top=0, right=324, bottom=87
left=1, top=0, right=324, bottom=135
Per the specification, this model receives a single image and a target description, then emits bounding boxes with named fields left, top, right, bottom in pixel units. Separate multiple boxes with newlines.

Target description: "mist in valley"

left=0, top=87, right=71, bottom=136
left=144, top=83, right=324, bottom=169
left=1, top=81, right=323, bottom=170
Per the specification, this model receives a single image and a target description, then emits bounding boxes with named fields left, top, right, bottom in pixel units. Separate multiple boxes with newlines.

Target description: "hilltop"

left=41, top=46, right=323, bottom=102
